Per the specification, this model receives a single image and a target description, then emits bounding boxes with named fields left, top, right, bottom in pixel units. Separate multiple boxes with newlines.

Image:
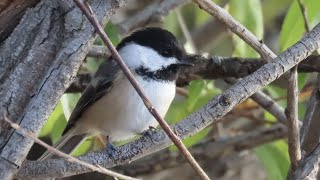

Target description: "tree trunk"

left=0, top=0, right=126, bottom=179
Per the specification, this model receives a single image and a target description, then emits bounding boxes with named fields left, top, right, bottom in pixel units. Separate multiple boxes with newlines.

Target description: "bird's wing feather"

left=63, top=60, right=119, bottom=135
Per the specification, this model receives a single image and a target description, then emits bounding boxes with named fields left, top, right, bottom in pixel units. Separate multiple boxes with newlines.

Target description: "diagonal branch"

left=192, top=0, right=277, bottom=61
left=300, top=74, right=320, bottom=155
left=68, top=54, right=320, bottom=93
left=3, top=113, right=139, bottom=180
left=0, top=1, right=126, bottom=180
left=115, top=124, right=287, bottom=176
left=117, top=0, right=190, bottom=35
left=291, top=144, right=320, bottom=179
left=18, top=22, right=320, bottom=179
left=74, top=1, right=209, bottom=179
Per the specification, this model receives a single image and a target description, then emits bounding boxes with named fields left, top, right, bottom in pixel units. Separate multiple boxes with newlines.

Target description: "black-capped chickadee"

left=39, top=27, right=193, bottom=160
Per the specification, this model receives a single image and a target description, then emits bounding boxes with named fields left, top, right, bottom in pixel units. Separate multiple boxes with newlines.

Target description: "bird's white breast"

left=78, top=73, right=176, bottom=142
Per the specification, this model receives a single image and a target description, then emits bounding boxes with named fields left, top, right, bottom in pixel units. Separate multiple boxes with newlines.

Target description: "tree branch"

left=300, top=74, right=320, bottom=155
left=114, top=124, right=287, bottom=176
left=74, top=1, right=209, bottom=179
left=3, top=113, right=139, bottom=180
left=291, top=144, right=320, bottom=179
left=193, top=0, right=277, bottom=61
left=286, top=66, right=301, bottom=172
left=68, top=54, right=320, bottom=93
left=116, top=0, right=190, bottom=36
left=18, top=22, right=320, bottom=179
left=0, top=0, right=126, bottom=179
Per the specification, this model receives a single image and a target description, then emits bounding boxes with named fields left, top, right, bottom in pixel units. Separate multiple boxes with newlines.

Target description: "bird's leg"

left=141, top=126, right=157, bottom=138
left=105, top=136, right=118, bottom=159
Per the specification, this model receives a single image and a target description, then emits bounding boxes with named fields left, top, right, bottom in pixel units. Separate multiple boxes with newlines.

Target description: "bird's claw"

left=141, top=126, right=156, bottom=138
left=106, top=143, right=118, bottom=159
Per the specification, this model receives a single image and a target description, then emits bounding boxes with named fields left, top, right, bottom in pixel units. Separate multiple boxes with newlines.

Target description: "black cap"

left=117, top=27, right=185, bottom=60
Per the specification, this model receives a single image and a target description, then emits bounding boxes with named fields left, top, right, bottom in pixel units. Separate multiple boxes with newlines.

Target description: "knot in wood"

left=219, top=95, right=231, bottom=107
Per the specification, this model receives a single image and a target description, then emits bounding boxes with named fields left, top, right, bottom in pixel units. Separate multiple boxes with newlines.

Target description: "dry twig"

left=297, top=0, right=311, bottom=32
left=193, top=0, right=276, bottom=61
left=115, top=124, right=287, bottom=176
left=286, top=66, right=301, bottom=171
left=18, top=22, right=320, bottom=179
left=73, top=1, right=209, bottom=179
left=117, top=0, right=189, bottom=35
left=3, top=113, right=139, bottom=180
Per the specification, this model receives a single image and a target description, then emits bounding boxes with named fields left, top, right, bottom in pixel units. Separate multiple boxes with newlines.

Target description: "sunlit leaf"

left=254, top=140, right=290, bottom=180
left=104, top=22, right=120, bottom=46
left=72, top=137, right=94, bottom=157
left=229, top=0, right=263, bottom=57
left=61, top=93, right=81, bottom=120
left=39, top=102, right=65, bottom=138
left=279, top=0, right=320, bottom=51
left=167, top=80, right=220, bottom=150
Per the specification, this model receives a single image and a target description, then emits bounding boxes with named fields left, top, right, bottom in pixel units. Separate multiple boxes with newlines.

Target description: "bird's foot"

left=106, top=142, right=118, bottom=159
left=141, top=126, right=156, bottom=139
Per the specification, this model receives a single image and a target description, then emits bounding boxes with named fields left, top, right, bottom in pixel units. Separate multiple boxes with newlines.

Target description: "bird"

left=39, top=27, right=193, bottom=160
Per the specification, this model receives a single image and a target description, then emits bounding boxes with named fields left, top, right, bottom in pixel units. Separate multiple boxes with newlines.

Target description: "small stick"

left=3, top=113, right=139, bottom=180
left=73, top=0, right=210, bottom=179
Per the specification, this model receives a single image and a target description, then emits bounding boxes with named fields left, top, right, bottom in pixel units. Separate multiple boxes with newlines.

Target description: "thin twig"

left=176, top=87, right=189, bottom=97
left=18, top=23, right=320, bottom=179
left=285, top=66, right=301, bottom=171
left=299, top=74, right=320, bottom=156
left=2, top=113, right=139, bottom=180
left=291, top=144, right=320, bottom=179
left=175, top=8, right=197, bottom=53
left=297, top=0, right=311, bottom=32
left=193, top=0, right=277, bottom=61
left=73, top=1, right=210, bottom=179
left=117, top=0, right=189, bottom=35
left=114, top=123, right=287, bottom=176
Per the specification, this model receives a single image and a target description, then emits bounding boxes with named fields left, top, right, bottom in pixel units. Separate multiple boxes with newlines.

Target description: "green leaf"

left=186, top=80, right=206, bottom=111
left=262, top=0, right=292, bottom=25
left=39, top=102, right=65, bottom=138
left=279, top=0, right=320, bottom=51
left=71, top=137, right=94, bottom=157
left=298, top=73, right=309, bottom=90
left=61, top=93, right=81, bottom=119
left=50, top=114, right=67, bottom=143
left=229, top=0, right=263, bottom=57
left=104, top=22, right=120, bottom=46
left=254, top=140, right=290, bottom=180
left=86, top=57, right=104, bottom=72
left=166, top=80, right=221, bottom=150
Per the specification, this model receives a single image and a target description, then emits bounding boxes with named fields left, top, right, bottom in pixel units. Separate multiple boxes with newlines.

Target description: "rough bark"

left=0, top=0, right=40, bottom=42
left=0, top=0, right=126, bottom=179
left=17, top=23, right=320, bottom=179
left=67, top=54, right=320, bottom=93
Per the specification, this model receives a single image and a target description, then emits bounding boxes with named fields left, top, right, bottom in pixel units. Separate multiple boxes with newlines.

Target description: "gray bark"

left=17, top=23, right=320, bottom=179
left=0, top=0, right=126, bottom=179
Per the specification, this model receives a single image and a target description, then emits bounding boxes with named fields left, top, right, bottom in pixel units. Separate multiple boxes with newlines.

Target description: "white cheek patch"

left=118, top=43, right=178, bottom=71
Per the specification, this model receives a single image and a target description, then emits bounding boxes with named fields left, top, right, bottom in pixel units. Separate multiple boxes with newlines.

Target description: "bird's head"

left=116, top=27, right=193, bottom=82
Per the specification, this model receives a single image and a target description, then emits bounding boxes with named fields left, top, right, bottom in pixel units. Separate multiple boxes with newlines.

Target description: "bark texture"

left=0, top=0, right=126, bottom=179
left=17, top=23, right=320, bottom=179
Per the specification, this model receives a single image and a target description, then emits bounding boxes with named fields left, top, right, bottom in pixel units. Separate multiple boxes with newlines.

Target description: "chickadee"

left=39, top=27, right=192, bottom=160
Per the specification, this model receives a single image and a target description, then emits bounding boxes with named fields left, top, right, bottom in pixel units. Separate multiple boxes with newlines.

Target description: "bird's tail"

left=38, top=128, right=88, bottom=161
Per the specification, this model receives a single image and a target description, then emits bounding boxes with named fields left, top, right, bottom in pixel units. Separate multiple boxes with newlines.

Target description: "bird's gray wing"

left=63, top=60, right=119, bottom=135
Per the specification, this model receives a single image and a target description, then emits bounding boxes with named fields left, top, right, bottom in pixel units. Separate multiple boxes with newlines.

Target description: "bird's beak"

left=177, top=60, right=194, bottom=66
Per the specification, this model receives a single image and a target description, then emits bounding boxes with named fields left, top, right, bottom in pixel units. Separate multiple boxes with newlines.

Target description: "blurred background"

left=27, top=0, right=320, bottom=179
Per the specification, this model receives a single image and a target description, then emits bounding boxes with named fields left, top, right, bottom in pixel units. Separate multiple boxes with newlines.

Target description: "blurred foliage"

left=166, top=80, right=221, bottom=150
left=229, top=0, right=263, bottom=58
left=254, top=140, right=290, bottom=180
left=38, top=0, right=320, bottom=179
